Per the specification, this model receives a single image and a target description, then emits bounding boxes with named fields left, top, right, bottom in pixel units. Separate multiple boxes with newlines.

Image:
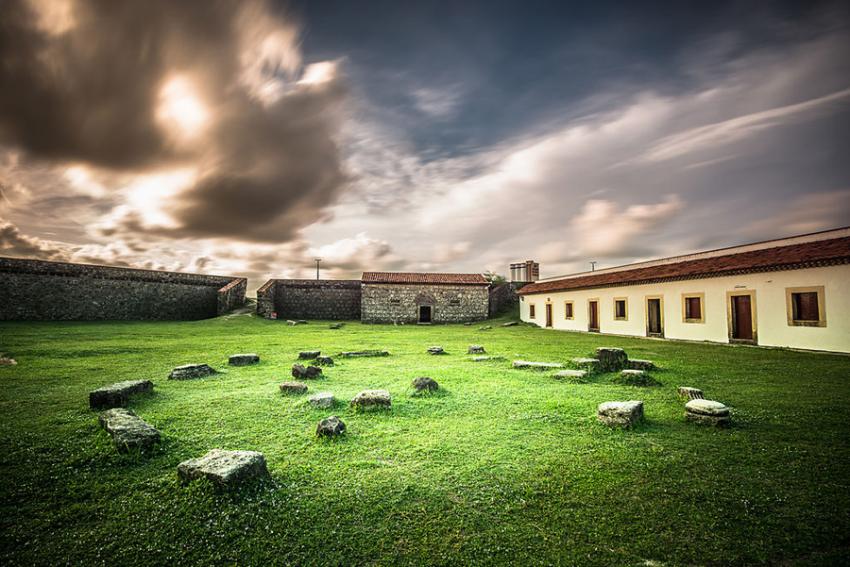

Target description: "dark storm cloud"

left=0, top=0, right=349, bottom=242
left=0, top=219, right=68, bottom=259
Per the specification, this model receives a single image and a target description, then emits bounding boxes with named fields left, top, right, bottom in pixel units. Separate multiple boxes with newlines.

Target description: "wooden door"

left=545, top=304, right=553, bottom=327
left=419, top=305, right=432, bottom=323
left=647, top=298, right=663, bottom=336
left=588, top=301, right=599, bottom=332
left=731, top=295, right=753, bottom=340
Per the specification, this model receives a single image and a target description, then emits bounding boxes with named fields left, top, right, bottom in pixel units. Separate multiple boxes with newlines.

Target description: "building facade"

left=361, top=272, right=489, bottom=324
left=517, top=228, right=850, bottom=353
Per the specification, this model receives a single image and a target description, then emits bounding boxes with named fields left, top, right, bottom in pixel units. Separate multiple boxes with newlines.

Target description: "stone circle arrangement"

left=85, top=337, right=733, bottom=489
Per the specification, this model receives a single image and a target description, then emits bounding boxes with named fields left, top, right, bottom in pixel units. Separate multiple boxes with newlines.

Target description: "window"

left=786, top=286, right=826, bottom=327
left=564, top=301, right=574, bottom=319
left=614, top=298, right=628, bottom=321
left=529, top=304, right=536, bottom=319
left=682, top=293, right=705, bottom=323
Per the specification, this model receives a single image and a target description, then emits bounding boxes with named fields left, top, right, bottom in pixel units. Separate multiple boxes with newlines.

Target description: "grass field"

left=2, top=310, right=850, bottom=566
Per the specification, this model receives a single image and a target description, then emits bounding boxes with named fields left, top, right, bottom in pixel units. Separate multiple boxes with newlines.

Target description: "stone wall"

left=488, top=282, right=518, bottom=317
left=361, top=283, right=489, bottom=324
left=256, top=279, right=362, bottom=320
left=0, top=257, right=246, bottom=321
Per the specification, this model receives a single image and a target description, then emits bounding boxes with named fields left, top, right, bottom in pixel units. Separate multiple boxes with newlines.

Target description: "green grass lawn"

left=2, top=311, right=850, bottom=566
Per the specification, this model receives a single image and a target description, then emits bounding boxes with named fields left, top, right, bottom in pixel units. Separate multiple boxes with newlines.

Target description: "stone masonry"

left=0, top=257, right=245, bottom=321
left=361, top=283, right=489, bottom=324
left=257, top=279, right=361, bottom=320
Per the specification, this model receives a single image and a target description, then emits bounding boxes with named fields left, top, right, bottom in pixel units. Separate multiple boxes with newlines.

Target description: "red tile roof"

left=518, top=236, right=850, bottom=295
left=362, top=271, right=488, bottom=285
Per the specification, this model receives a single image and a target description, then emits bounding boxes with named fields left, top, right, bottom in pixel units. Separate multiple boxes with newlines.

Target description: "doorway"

left=545, top=303, right=553, bottom=328
left=728, top=292, right=756, bottom=343
left=646, top=297, right=664, bottom=337
left=588, top=300, right=599, bottom=332
left=418, top=305, right=432, bottom=323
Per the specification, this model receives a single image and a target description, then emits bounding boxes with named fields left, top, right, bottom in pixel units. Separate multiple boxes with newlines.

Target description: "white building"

left=518, top=227, right=850, bottom=353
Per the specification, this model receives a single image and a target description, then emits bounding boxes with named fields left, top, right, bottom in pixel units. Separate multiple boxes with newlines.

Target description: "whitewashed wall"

left=519, top=264, right=850, bottom=353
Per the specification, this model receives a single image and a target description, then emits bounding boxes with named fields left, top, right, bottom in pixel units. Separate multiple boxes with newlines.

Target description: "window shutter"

left=687, top=297, right=701, bottom=319
left=794, top=292, right=819, bottom=321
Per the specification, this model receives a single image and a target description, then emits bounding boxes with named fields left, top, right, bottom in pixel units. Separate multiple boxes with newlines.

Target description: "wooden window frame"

left=529, top=303, right=536, bottom=319
left=564, top=301, right=574, bottom=320
left=613, top=297, right=628, bottom=321
left=726, top=290, right=758, bottom=345
left=588, top=298, right=600, bottom=332
left=681, top=292, right=705, bottom=324
left=785, top=286, right=826, bottom=327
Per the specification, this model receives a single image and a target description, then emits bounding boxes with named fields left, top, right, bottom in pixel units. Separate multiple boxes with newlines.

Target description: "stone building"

left=256, top=279, right=361, bottom=320
left=361, top=272, right=489, bottom=324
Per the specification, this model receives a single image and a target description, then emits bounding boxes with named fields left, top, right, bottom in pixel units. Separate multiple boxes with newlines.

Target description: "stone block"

left=279, top=381, right=308, bottom=395
left=501, top=321, right=518, bottom=327
left=427, top=346, right=446, bottom=355
left=338, top=350, right=390, bottom=358
left=228, top=353, right=259, bottom=366
left=468, top=345, right=486, bottom=354
left=513, top=360, right=564, bottom=370
left=554, top=369, right=588, bottom=382
left=0, top=356, right=16, bottom=366
left=685, top=399, right=731, bottom=427
left=308, top=392, right=335, bottom=408
left=298, top=351, right=320, bottom=360
left=412, top=376, right=439, bottom=393
left=329, top=323, right=345, bottom=329
left=89, top=379, right=154, bottom=409
left=595, top=347, right=629, bottom=372
left=291, top=364, right=323, bottom=379
left=169, top=364, right=216, bottom=380
left=677, top=387, right=704, bottom=400
left=99, top=408, right=160, bottom=452
left=316, top=415, right=346, bottom=438
left=471, top=355, right=505, bottom=362
left=597, top=401, right=644, bottom=428
left=572, top=358, right=600, bottom=373
left=478, top=325, right=492, bottom=331
left=315, top=356, right=334, bottom=366
left=351, top=389, right=392, bottom=411
left=627, top=358, right=656, bottom=371
left=177, top=449, right=269, bottom=487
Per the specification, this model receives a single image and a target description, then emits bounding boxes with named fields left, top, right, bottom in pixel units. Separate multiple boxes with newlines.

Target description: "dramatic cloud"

left=0, top=219, right=69, bottom=260
left=0, top=0, right=349, bottom=243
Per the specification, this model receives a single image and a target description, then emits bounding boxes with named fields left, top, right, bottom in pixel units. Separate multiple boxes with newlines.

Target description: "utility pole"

left=590, top=261, right=597, bottom=272
left=314, top=258, right=322, bottom=280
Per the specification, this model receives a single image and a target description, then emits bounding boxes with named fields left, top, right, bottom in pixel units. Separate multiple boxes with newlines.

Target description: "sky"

left=1, top=0, right=849, bottom=293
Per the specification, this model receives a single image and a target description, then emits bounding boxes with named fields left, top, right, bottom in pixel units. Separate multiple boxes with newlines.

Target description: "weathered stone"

left=614, top=369, right=660, bottom=387
left=0, top=356, right=17, bottom=366
left=627, top=358, right=656, bottom=371
left=329, top=323, right=345, bottom=329
left=427, top=346, right=446, bottom=355
left=685, top=399, right=731, bottom=427
left=471, top=355, right=505, bottom=362
left=257, top=280, right=361, bottom=321
left=361, top=281, right=489, bottom=324
left=478, top=325, right=492, bottom=331
left=338, top=350, right=390, bottom=358
left=685, top=399, right=730, bottom=416
left=177, top=449, right=269, bottom=487
left=554, top=369, right=588, bottom=382
left=296, top=319, right=308, bottom=324
left=228, top=353, right=259, bottom=366
left=0, top=257, right=246, bottom=321
left=308, top=392, right=335, bottom=408
left=468, top=345, right=486, bottom=354
left=286, top=319, right=307, bottom=326
left=298, top=351, right=321, bottom=360
left=513, top=360, right=564, bottom=370
left=89, top=379, right=154, bottom=409
left=597, top=401, right=644, bottom=428
left=412, top=376, right=439, bottom=393
left=595, top=347, right=629, bottom=372
left=572, top=358, right=600, bottom=373
left=351, top=389, right=392, bottom=411
left=315, top=356, right=334, bottom=366
left=677, top=387, right=704, bottom=400
left=316, top=415, right=346, bottom=438
left=291, top=364, right=323, bottom=379
left=501, top=321, right=519, bottom=327
left=279, top=381, right=308, bottom=395
left=98, top=408, right=160, bottom=452
left=169, top=363, right=216, bottom=380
